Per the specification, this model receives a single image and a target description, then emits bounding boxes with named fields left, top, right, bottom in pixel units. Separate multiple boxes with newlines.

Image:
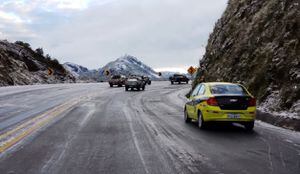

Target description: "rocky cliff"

left=196, top=0, right=300, bottom=116
left=0, top=40, right=75, bottom=86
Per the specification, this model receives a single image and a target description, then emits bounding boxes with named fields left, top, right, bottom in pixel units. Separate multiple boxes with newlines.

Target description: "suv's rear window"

left=210, top=84, right=248, bottom=95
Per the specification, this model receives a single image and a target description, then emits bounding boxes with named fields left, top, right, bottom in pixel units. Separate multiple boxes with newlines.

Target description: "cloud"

left=0, top=0, right=228, bottom=70
left=41, top=0, right=92, bottom=10
left=0, top=10, right=24, bottom=23
left=0, top=9, right=36, bottom=40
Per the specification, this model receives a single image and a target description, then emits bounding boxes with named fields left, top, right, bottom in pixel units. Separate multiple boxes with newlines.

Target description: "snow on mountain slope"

left=63, top=62, right=90, bottom=77
left=100, top=55, right=160, bottom=79
left=63, top=62, right=101, bottom=82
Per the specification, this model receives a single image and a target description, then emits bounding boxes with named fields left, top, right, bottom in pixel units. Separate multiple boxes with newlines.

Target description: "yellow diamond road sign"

left=187, top=66, right=196, bottom=75
left=104, top=69, right=110, bottom=76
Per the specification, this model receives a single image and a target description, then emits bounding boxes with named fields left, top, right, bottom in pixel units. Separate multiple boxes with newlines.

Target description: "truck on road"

left=125, top=76, right=146, bottom=91
left=109, top=75, right=127, bottom=87
left=169, top=74, right=189, bottom=84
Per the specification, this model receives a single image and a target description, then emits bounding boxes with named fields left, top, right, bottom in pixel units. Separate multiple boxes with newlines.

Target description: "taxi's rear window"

left=210, top=84, right=248, bottom=95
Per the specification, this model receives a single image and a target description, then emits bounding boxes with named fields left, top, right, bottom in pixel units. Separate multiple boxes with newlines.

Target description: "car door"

left=192, top=84, right=206, bottom=118
left=186, top=84, right=202, bottom=117
left=189, top=84, right=206, bottom=119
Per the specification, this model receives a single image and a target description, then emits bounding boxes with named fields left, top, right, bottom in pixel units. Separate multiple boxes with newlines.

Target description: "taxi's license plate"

left=228, top=114, right=241, bottom=119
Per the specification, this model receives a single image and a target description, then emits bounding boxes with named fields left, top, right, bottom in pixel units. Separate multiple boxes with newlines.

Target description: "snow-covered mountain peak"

left=101, top=55, right=160, bottom=79
left=117, top=55, right=139, bottom=62
left=63, top=62, right=89, bottom=77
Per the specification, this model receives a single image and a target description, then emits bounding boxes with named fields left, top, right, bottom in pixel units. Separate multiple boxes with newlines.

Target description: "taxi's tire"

left=197, top=111, right=206, bottom=129
left=244, top=121, right=254, bottom=131
left=110, top=84, right=113, bottom=87
left=142, top=86, right=145, bottom=91
left=137, top=87, right=140, bottom=91
left=184, top=109, right=191, bottom=123
left=125, top=87, right=129, bottom=91
left=171, top=81, right=174, bottom=85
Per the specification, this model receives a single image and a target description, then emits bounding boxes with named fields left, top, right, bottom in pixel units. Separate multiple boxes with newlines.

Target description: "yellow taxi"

left=184, top=82, right=256, bottom=130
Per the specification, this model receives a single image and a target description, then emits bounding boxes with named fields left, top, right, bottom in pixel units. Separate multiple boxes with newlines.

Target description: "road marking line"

left=0, top=100, right=79, bottom=153
left=123, top=106, right=150, bottom=174
left=0, top=102, right=69, bottom=139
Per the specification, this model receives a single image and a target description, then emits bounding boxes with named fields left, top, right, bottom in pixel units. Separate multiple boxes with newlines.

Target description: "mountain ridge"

left=64, top=55, right=166, bottom=82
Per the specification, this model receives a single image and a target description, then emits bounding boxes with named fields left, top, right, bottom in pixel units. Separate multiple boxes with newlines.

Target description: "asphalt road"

left=0, top=82, right=299, bottom=174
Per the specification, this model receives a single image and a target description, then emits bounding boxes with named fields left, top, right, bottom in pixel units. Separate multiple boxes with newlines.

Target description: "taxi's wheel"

left=125, top=87, right=129, bottom=91
left=197, top=111, right=206, bottom=129
left=244, top=121, right=254, bottom=131
left=184, top=108, right=191, bottom=123
left=110, top=84, right=113, bottom=87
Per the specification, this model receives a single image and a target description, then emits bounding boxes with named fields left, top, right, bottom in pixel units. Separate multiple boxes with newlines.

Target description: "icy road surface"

left=0, top=82, right=299, bottom=174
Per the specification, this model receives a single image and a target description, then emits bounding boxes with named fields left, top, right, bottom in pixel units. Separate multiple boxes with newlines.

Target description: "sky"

left=0, top=0, right=228, bottom=71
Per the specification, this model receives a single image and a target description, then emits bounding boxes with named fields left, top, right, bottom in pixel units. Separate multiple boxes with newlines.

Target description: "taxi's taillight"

left=248, top=98, right=256, bottom=107
left=207, top=97, right=218, bottom=106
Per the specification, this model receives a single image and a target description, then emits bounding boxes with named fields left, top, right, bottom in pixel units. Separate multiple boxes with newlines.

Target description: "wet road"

left=0, top=82, right=299, bottom=174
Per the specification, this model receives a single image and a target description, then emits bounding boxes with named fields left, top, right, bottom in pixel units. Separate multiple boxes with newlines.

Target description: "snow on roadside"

left=258, top=91, right=299, bottom=119
left=256, top=120, right=300, bottom=144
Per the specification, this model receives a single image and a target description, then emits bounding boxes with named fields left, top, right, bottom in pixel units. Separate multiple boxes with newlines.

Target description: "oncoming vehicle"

left=109, top=75, right=127, bottom=87
left=125, top=76, right=146, bottom=91
left=142, top=76, right=151, bottom=85
left=184, top=82, right=256, bottom=131
left=169, top=74, right=189, bottom=84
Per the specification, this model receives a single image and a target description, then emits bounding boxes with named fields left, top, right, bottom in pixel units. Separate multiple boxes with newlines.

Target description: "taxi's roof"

left=203, top=82, right=240, bottom=85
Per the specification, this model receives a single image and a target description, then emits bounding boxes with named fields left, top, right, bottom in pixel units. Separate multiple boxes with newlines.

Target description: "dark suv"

left=169, top=74, right=189, bottom=84
left=109, top=75, right=127, bottom=87
left=125, top=76, right=146, bottom=91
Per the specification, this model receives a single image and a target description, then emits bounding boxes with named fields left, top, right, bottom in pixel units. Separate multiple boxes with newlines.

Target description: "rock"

left=0, top=40, right=75, bottom=86
left=195, top=0, right=300, bottom=115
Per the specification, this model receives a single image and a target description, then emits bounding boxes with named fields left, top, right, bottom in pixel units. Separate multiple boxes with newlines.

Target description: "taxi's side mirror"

left=186, top=92, right=191, bottom=99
